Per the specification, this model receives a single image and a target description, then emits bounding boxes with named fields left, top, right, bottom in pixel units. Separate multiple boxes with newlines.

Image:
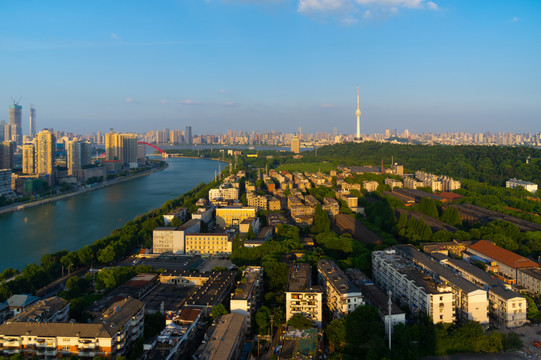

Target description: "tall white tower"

left=355, top=86, right=361, bottom=140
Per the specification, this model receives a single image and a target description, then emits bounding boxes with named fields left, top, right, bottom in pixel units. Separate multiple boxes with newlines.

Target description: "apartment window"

left=440, top=315, right=443, bottom=320
left=440, top=296, right=443, bottom=301
left=63, top=346, right=70, bottom=351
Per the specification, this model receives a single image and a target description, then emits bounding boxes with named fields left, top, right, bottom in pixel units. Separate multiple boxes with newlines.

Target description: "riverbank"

left=0, top=162, right=168, bottom=215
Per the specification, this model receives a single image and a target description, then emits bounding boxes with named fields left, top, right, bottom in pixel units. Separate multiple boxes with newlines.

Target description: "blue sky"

left=0, top=0, right=539, bottom=135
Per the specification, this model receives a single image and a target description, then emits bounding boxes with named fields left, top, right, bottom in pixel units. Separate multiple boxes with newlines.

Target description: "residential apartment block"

left=231, top=266, right=263, bottom=330
left=430, top=252, right=527, bottom=328
left=394, top=245, right=489, bottom=325
left=285, top=264, right=323, bottom=328
left=0, top=298, right=144, bottom=359
left=317, top=259, right=364, bottom=319
left=372, top=249, right=455, bottom=324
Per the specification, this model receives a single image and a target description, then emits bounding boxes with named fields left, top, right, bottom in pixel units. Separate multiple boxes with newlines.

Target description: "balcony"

left=78, top=350, right=97, bottom=357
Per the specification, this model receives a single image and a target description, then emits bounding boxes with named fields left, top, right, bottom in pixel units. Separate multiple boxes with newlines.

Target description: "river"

left=0, top=157, right=224, bottom=271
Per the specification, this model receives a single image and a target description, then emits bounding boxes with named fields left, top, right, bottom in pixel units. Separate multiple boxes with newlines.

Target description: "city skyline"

left=0, top=1, right=539, bottom=134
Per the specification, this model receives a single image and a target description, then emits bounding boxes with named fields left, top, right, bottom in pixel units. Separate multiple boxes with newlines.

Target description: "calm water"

left=0, top=158, right=223, bottom=270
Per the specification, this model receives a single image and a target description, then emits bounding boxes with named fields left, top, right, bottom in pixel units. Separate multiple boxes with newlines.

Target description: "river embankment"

left=0, top=163, right=167, bottom=216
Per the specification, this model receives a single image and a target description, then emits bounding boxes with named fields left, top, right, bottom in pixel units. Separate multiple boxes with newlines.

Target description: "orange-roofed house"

left=467, top=240, right=539, bottom=280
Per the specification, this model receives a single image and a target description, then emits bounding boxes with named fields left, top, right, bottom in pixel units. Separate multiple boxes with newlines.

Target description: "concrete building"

left=317, top=259, right=364, bottom=319
left=193, top=313, right=247, bottom=360
left=384, top=178, right=403, bottom=189
left=185, top=232, right=232, bottom=255
left=362, top=180, right=379, bottom=192
left=105, top=132, right=139, bottom=166
left=35, top=129, right=56, bottom=185
left=394, top=245, right=489, bottom=325
left=22, top=144, right=35, bottom=174
left=11, top=297, right=69, bottom=324
left=184, top=126, right=192, bottom=145
left=0, top=170, right=16, bottom=200
left=0, top=141, right=14, bottom=170
left=290, top=136, right=300, bottom=154
left=184, top=271, right=236, bottom=316
left=466, top=240, right=539, bottom=280
left=246, top=192, right=268, bottom=210
left=506, top=178, right=538, bottom=194
left=346, top=268, right=406, bottom=336
left=163, top=207, right=188, bottom=226
left=372, top=249, right=455, bottom=324
left=285, top=264, right=323, bottom=327
left=5, top=294, right=40, bottom=318
left=215, top=207, right=257, bottom=227
left=0, top=298, right=144, bottom=359
left=517, top=268, right=541, bottom=295
left=322, top=197, right=340, bottom=217
left=431, top=252, right=528, bottom=328
left=29, top=106, right=36, bottom=137
left=209, top=183, right=239, bottom=201
left=230, top=266, right=263, bottom=330
left=152, top=219, right=201, bottom=254
left=8, top=103, right=22, bottom=145
left=67, top=140, right=91, bottom=176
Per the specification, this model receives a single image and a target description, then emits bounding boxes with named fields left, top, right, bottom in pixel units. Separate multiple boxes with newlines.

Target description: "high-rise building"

left=291, top=136, right=300, bottom=154
left=105, top=131, right=123, bottom=161
left=105, top=131, right=138, bottom=165
left=0, top=121, right=5, bottom=141
left=0, top=141, right=15, bottom=169
left=185, top=126, right=192, bottom=145
left=67, top=140, right=91, bottom=176
left=29, top=105, right=37, bottom=137
left=9, top=103, right=22, bottom=145
left=22, top=143, right=36, bottom=174
left=122, top=133, right=138, bottom=166
left=35, top=129, right=56, bottom=185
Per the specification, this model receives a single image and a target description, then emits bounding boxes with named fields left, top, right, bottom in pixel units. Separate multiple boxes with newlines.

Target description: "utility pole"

left=388, top=290, right=392, bottom=350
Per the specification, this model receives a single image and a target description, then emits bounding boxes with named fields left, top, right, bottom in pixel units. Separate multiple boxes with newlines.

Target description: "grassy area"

left=277, top=162, right=335, bottom=174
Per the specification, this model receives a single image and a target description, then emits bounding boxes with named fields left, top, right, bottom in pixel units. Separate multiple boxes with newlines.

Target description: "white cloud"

left=427, top=1, right=438, bottom=10
left=110, top=33, right=121, bottom=40
left=179, top=99, right=203, bottom=105
left=298, top=0, right=348, bottom=13
left=298, top=0, right=438, bottom=19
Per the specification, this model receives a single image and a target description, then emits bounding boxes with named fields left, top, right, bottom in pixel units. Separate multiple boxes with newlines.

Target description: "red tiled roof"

left=438, top=192, right=464, bottom=201
left=468, top=240, right=539, bottom=269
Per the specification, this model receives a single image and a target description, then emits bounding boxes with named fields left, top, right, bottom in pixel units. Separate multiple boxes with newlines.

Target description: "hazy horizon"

left=1, top=0, right=539, bottom=135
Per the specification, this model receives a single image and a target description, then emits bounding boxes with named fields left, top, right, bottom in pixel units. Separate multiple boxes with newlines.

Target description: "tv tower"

left=355, top=86, right=361, bottom=141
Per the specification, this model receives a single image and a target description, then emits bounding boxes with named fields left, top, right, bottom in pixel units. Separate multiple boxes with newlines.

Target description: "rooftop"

left=286, top=263, right=322, bottom=293
left=196, top=313, right=246, bottom=360
left=231, top=266, right=263, bottom=301
left=430, top=252, right=523, bottom=301
left=11, top=297, right=68, bottom=323
left=186, top=271, right=236, bottom=307
left=6, top=294, right=40, bottom=309
left=394, top=245, right=481, bottom=293
left=317, top=259, right=361, bottom=295
left=468, top=240, right=539, bottom=269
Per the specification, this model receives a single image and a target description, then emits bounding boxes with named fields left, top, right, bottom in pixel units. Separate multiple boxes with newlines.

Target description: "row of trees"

left=0, top=168, right=228, bottom=303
